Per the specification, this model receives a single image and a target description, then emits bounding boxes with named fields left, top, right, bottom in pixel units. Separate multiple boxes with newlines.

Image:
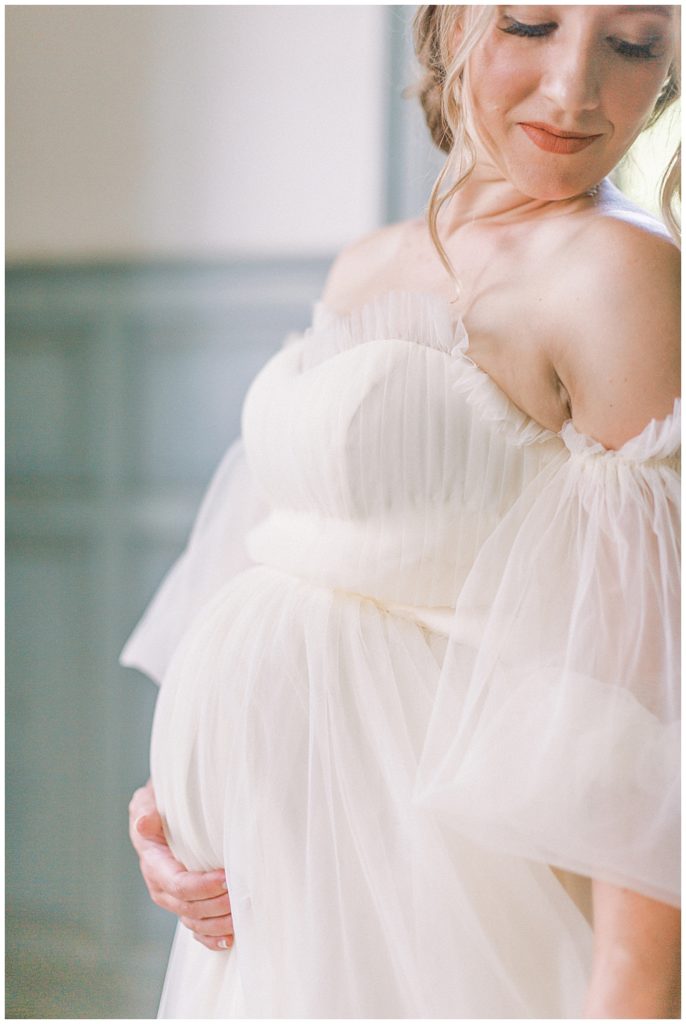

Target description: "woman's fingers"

left=128, top=779, right=156, bottom=822
left=128, top=781, right=166, bottom=852
left=180, top=913, right=234, bottom=939
left=167, top=867, right=229, bottom=904
left=192, top=933, right=234, bottom=952
left=140, top=840, right=227, bottom=898
left=129, top=784, right=228, bottom=905
left=146, top=884, right=231, bottom=922
left=173, top=891, right=232, bottom=920
left=139, top=846, right=231, bottom=920
left=135, top=810, right=167, bottom=844
left=128, top=780, right=233, bottom=951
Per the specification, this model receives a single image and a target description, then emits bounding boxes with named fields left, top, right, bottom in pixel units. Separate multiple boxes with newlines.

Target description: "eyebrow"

left=614, top=5, right=672, bottom=14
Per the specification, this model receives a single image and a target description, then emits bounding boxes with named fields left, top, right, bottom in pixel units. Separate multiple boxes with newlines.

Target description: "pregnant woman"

left=122, top=5, right=681, bottom=1018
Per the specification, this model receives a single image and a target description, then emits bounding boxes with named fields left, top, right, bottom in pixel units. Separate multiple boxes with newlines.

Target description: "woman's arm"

left=128, top=780, right=234, bottom=951
left=552, top=218, right=681, bottom=1018
left=583, top=880, right=680, bottom=1018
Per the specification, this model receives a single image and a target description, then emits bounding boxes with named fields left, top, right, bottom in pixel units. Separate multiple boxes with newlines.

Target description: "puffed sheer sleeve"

left=119, top=437, right=272, bottom=685
left=415, top=401, right=681, bottom=908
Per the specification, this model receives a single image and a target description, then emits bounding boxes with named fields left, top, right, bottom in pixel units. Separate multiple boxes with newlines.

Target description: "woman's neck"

left=438, top=151, right=598, bottom=233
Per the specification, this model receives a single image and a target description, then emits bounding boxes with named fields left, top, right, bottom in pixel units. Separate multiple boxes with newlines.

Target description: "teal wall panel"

left=122, top=310, right=281, bottom=487
left=6, top=321, right=98, bottom=485
left=6, top=538, right=101, bottom=925
left=6, top=258, right=331, bottom=1017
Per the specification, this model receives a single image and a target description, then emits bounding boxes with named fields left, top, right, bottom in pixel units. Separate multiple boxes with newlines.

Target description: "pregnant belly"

left=150, top=564, right=447, bottom=874
left=150, top=565, right=593, bottom=1018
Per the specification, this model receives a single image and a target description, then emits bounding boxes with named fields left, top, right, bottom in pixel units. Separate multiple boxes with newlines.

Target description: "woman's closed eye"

left=500, top=17, right=556, bottom=39
left=499, top=17, right=665, bottom=61
left=609, top=35, right=664, bottom=61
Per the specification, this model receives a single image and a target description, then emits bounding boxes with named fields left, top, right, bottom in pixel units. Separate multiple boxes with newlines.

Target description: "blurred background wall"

left=5, top=4, right=679, bottom=1018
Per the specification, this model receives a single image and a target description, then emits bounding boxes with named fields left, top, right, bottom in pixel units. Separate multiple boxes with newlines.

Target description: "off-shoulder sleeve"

left=119, top=437, right=272, bottom=685
left=414, top=401, right=681, bottom=908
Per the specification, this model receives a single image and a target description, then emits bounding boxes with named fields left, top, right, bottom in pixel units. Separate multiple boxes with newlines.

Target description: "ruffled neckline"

left=560, top=409, right=681, bottom=463
left=310, top=289, right=556, bottom=449
left=309, top=288, right=681, bottom=463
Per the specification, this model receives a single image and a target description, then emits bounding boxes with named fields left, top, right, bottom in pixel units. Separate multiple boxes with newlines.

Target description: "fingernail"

left=218, top=937, right=233, bottom=950
left=134, top=815, right=147, bottom=831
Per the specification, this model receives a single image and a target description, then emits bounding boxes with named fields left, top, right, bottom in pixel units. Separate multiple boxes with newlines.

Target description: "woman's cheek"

left=469, top=37, right=533, bottom=105
left=601, top=83, right=665, bottom=158
left=468, top=54, right=535, bottom=140
left=612, top=63, right=675, bottom=126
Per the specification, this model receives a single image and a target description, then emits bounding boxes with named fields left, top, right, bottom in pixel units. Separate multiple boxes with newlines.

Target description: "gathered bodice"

left=240, top=290, right=572, bottom=609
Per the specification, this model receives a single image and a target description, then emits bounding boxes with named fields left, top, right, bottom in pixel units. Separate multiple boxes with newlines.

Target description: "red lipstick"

left=519, top=122, right=601, bottom=155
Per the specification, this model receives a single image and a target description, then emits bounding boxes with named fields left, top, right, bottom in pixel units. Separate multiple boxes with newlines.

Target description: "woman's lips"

left=520, top=123, right=601, bottom=154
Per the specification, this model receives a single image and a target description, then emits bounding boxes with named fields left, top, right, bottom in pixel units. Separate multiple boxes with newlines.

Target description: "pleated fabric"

left=120, top=290, right=680, bottom=1019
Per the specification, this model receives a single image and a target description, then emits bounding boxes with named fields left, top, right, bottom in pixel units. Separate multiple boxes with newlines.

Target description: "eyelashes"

left=501, top=19, right=555, bottom=39
left=612, top=37, right=662, bottom=61
left=499, top=18, right=664, bottom=61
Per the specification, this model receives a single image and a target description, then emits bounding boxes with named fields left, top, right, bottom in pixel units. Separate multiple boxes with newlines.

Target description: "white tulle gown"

left=120, top=290, right=680, bottom=1019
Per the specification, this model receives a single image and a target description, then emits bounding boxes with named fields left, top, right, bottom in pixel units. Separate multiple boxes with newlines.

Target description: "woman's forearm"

left=583, top=879, right=680, bottom=1019
left=583, top=948, right=680, bottom=1018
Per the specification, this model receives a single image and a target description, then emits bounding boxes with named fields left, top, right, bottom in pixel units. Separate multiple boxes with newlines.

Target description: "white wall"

left=6, top=5, right=387, bottom=261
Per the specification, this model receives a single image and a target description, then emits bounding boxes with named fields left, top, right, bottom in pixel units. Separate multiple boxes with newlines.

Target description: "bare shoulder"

left=550, top=209, right=680, bottom=450
left=320, top=218, right=422, bottom=313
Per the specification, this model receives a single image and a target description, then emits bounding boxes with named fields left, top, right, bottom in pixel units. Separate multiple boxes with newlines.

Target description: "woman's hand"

left=128, top=779, right=234, bottom=952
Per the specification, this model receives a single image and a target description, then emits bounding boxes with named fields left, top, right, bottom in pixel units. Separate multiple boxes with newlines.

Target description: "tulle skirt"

left=150, top=564, right=593, bottom=1019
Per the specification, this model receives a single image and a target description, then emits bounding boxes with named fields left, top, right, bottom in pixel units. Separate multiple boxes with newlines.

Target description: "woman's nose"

left=539, top=44, right=602, bottom=118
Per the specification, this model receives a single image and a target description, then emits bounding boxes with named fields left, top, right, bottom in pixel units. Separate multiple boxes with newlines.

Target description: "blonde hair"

left=406, top=5, right=682, bottom=294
